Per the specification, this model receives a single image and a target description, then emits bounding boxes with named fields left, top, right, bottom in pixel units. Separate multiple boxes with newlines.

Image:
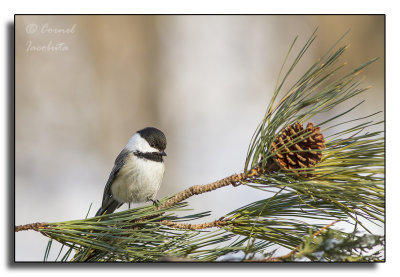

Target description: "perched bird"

left=95, top=127, right=167, bottom=216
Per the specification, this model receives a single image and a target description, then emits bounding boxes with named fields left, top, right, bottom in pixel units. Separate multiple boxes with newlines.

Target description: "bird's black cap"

left=138, top=127, right=167, bottom=152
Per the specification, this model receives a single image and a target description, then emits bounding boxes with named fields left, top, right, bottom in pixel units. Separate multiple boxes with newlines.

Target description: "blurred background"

left=15, top=15, right=384, bottom=261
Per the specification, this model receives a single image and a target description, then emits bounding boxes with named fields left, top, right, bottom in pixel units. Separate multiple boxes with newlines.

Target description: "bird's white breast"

left=111, top=153, right=165, bottom=203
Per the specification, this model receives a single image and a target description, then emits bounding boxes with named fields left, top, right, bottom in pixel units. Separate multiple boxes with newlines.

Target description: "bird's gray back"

left=101, top=149, right=131, bottom=206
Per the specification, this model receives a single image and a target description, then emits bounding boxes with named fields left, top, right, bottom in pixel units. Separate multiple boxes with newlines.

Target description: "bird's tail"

left=95, top=199, right=122, bottom=216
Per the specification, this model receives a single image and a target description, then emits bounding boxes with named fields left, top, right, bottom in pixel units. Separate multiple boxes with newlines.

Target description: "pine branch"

left=244, top=219, right=341, bottom=262
left=157, top=162, right=279, bottom=210
left=15, top=162, right=278, bottom=233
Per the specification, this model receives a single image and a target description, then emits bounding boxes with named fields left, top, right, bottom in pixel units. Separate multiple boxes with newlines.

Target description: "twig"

left=15, top=222, right=50, bottom=232
left=160, top=218, right=231, bottom=230
left=157, top=163, right=278, bottom=210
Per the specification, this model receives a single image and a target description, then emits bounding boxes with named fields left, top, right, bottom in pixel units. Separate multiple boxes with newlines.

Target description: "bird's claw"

left=150, top=199, right=160, bottom=207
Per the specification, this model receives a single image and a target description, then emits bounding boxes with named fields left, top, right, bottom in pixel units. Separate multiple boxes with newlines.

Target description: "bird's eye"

left=150, top=144, right=155, bottom=147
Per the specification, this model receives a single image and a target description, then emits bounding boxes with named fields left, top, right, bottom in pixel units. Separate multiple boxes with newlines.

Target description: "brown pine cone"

left=271, top=122, right=325, bottom=177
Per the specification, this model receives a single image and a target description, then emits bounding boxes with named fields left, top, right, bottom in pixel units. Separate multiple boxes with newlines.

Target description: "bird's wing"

left=101, top=149, right=131, bottom=206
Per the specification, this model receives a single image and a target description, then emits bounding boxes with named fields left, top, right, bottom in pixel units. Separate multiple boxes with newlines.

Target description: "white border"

left=2, top=1, right=397, bottom=276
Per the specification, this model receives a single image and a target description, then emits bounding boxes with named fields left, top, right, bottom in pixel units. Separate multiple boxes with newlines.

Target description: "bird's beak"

left=161, top=151, right=167, bottom=156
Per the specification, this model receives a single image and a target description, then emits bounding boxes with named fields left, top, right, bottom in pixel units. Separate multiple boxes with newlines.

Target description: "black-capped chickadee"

left=95, top=127, right=167, bottom=216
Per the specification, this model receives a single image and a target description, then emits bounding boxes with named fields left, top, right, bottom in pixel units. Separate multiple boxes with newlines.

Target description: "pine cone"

left=271, top=122, right=325, bottom=177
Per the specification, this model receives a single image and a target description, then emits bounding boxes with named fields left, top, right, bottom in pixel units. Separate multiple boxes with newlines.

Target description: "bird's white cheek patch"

left=125, top=133, right=159, bottom=153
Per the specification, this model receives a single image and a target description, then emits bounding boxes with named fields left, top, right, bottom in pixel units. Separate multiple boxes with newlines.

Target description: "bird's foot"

left=149, top=198, right=160, bottom=207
